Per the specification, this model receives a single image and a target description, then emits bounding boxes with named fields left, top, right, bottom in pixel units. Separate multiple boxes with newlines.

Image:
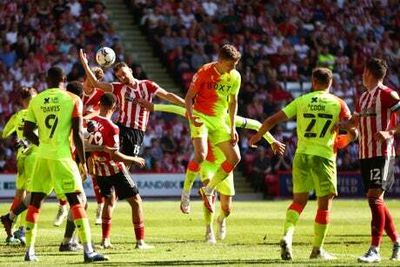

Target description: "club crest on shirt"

left=358, top=96, right=377, bottom=117
left=359, top=106, right=376, bottom=117
left=43, top=97, right=59, bottom=104
left=124, top=92, right=135, bottom=102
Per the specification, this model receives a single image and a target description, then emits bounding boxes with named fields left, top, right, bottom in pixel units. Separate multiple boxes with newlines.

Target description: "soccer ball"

left=95, top=47, right=116, bottom=68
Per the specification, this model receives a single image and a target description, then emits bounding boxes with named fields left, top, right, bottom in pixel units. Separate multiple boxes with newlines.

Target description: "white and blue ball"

left=95, top=47, right=116, bottom=68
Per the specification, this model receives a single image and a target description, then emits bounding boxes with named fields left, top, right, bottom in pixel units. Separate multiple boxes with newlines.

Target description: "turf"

left=0, top=199, right=399, bottom=266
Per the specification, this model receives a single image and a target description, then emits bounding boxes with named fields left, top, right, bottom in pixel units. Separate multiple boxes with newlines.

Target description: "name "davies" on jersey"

left=40, top=105, right=60, bottom=112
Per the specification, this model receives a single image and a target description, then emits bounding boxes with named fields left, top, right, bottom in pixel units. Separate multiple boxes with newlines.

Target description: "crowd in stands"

left=0, top=0, right=182, bottom=174
left=1, top=0, right=400, bottom=195
left=0, top=0, right=123, bottom=172
left=128, top=0, right=400, bottom=192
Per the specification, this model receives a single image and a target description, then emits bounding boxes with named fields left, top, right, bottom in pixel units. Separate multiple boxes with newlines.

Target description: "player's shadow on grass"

left=333, top=234, right=370, bottom=237
left=260, top=241, right=365, bottom=246
left=143, top=239, right=204, bottom=245
left=100, top=258, right=354, bottom=266
left=101, top=259, right=285, bottom=266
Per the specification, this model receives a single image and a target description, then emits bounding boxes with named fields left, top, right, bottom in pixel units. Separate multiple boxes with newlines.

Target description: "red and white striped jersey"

left=356, top=84, right=400, bottom=159
left=82, top=88, right=104, bottom=116
left=112, top=80, right=160, bottom=131
left=88, top=115, right=125, bottom=176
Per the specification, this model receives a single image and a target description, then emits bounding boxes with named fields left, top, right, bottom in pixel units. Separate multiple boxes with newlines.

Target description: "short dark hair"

left=113, top=62, right=128, bottom=73
left=219, top=44, right=241, bottom=61
left=47, top=66, right=65, bottom=87
left=66, top=81, right=83, bottom=98
left=100, top=92, right=116, bottom=108
left=20, top=87, right=37, bottom=100
left=312, top=67, right=332, bottom=88
left=365, top=58, right=387, bottom=80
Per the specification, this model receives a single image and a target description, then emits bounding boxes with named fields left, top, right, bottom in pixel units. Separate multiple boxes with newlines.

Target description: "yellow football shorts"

left=189, top=113, right=231, bottom=145
left=292, top=153, right=337, bottom=197
left=29, top=157, right=83, bottom=196
left=16, top=153, right=36, bottom=190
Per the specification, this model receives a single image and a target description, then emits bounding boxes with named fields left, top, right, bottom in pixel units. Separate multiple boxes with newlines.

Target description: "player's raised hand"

left=136, top=98, right=154, bottom=111
left=79, top=49, right=88, bottom=65
left=132, top=156, right=145, bottom=168
left=248, top=133, right=262, bottom=148
left=271, top=140, right=286, bottom=156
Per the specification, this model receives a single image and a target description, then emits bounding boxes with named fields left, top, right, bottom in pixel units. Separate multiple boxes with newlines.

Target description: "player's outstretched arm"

left=79, top=49, right=113, bottom=92
left=150, top=104, right=278, bottom=143
left=156, top=88, right=185, bottom=107
left=153, top=104, right=185, bottom=116
left=149, top=103, right=278, bottom=144
left=235, top=116, right=276, bottom=144
left=138, top=101, right=207, bottom=133
left=236, top=116, right=285, bottom=156
left=248, top=111, right=288, bottom=148
left=84, top=142, right=105, bottom=152
left=104, top=147, right=145, bottom=167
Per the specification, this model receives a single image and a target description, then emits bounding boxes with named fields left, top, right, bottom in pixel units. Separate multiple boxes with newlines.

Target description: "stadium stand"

left=125, top=0, right=400, bottom=192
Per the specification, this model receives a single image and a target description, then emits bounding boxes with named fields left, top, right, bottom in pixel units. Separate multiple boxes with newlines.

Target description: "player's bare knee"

left=294, top=200, right=307, bottom=208
left=317, top=194, right=335, bottom=210
left=319, top=193, right=335, bottom=200
left=367, top=189, right=383, bottom=199
left=127, top=194, right=142, bottom=208
left=227, top=153, right=241, bottom=166
left=221, top=204, right=231, bottom=217
left=194, top=152, right=206, bottom=163
left=135, top=197, right=142, bottom=207
left=232, top=158, right=241, bottom=166
left=292, top=195, right=308, bottom=207
left=105, top=196, right=115, bottom=209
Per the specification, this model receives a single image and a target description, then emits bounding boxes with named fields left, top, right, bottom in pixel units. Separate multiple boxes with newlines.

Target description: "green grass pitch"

left=0, top=199, right=399, bottom=266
